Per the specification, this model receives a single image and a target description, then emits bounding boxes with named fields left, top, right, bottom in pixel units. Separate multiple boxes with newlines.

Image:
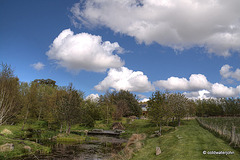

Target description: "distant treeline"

left=195, top=98, right=240, bottom=117
left=1, top=63, right=240, bottom=134
left=0, top=63, right=141, bottom=134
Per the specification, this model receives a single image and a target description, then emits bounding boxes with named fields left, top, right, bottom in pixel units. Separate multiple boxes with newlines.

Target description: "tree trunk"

left=106, top=105, right=109, bottom=124
left=21, top=105, right=29, bottom=131
left=178, top=118, right=181, bottom=126
left=67, top=123, right=71, bottom=135
left=172, top=117, right=174, bottom=123
left=230, top=124, right=236, bottom=145
left=66, top=123, right=68, bottom=134
left=60, top=124, right=63, bottom=133
left=159, top=123, right=162, bottom=136
left=38, top=107, right=42, bottom=121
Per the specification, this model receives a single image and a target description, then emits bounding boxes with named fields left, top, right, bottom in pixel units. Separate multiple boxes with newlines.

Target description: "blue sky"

left=1, top=0, right=240, bottom=101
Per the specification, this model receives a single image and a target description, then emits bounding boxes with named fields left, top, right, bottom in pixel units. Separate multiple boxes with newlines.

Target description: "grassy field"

left=131, top=120, right=240, bottom=160
left=1, top=119, right=240, bottom=159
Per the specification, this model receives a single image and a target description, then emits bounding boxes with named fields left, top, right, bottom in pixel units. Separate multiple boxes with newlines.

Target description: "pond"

left=19, top=135, right=127, bottom=160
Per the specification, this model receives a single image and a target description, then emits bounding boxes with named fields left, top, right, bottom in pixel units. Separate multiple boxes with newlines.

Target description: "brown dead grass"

left=111, top=133, right=146, bottom=160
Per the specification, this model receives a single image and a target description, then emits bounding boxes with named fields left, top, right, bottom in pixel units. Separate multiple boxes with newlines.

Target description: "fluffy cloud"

left=71, top=0, right=240, bottom=56
left=139, top=98, right=149, bottom=103
left=46, top=29, right=124, bottom=72
left=220, top=64, right=240, bottom=81
left=184, top=84, right=240, bottom=98
left=31, top=62, right=45, bottom=71
left=94, top=67, right=154, bottom=92
left=86, top=94, right=99, bottom=102
left=154, top=74, right=211, bottom=91
left=210, top=83, right=240, bottom=97
left=184, top=90, right=211, bottom=100
left=155, top=73, right=240, bottom=98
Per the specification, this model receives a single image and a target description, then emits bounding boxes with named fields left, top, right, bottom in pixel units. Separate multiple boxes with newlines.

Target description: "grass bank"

left=0, top=125, right=50, bottom=159
left=131, top=120, right=240, bottom=160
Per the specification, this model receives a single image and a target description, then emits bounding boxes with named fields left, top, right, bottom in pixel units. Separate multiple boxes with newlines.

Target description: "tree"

left=148, top=91, right=168, bottom=135
left=185, top=99, right=196, bottom=119
left=20, top=82, right=39, bottom=130
left=110, top=90, right=141, bottom=117
left=79, top=99, right=100, bottom=127
left=99, top=91, right=115, bottom=124
left=168, top=93, right=188, bottom=126
left=33, top=79, right=56, bottom=87
left=0, top=63, right=19, bottom=125
left=56, top=83, right=83, bottom=134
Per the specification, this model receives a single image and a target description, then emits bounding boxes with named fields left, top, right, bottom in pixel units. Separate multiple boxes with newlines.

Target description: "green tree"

left=168, top=93, right=188, bottom=126
left=79, top=99, right=100, bottom=127
left=148, top=91, right=168, bottom=135
left=111, top=90, right=141, bottom=117
left=99, top=92, right=115, bottom=124
left=56, top=83, right=83, bottom=134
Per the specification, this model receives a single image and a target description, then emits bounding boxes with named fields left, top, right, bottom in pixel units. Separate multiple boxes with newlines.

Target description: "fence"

left=196, top=117, right=240, bottom=147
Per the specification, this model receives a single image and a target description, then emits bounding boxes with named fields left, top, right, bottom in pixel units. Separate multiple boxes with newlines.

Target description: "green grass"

left=0, top=124, right=51, bottom=159
left=131, top=120, right=240, bottom=160
left=121, top=118, right=174, bottom=139
left=0, top=135, right=50, bottom=159
left=0, top=125, right=25, bottom=139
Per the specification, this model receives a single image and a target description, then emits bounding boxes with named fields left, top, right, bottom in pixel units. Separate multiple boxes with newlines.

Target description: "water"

left=19, top=135, right=127, bottom=160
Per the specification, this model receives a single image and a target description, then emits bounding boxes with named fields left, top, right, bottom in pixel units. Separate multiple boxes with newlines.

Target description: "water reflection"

left=20, top=135, right=127, bottom=160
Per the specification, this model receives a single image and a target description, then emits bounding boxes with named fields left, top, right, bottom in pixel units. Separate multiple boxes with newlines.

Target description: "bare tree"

left=0, top=63, right=19, bottom=125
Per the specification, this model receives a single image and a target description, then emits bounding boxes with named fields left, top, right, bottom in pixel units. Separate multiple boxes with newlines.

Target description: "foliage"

left=55, top=83, right=83, bottom=134
left=168, top=93, right=189, bottom=126
left=33, top=78, right=56, bottom=87
left=112, top=90, right=141, bottom=117
left=196, top=98, right=240, bottom=117
left=99, top=90, right=141, bottom=122
left=147, top=91, right=168, bottom=135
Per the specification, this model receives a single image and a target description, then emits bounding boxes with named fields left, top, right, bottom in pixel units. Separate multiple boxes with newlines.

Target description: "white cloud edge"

left=220, top=64, right=240, bottom=81
left=31, top=62, right=45, bottom=71
left=46, top=29, right=124, bottom=73
left=71, top=0, right=240, bottom=57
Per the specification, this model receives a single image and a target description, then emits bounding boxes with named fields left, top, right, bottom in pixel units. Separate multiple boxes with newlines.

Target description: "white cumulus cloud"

left=220, top=64, right=240, bottom=81
left=94, top=67, right=155, bottom=92
left=46, top=29, right=124, bottom=72
left=71, top=0, right=240, bottom=56
left=31, top=62, right=45, bottom=71
left=139, top=98, right=149, bottom=103
left=86, top=94, right=100, bottom=102
left=184, top=90, right=211, bottom=100
left=154, top=74, right=211, bottom=91
left=210, top=83, right=240, bottom=98
left=155, top=73, right=240, bottom=98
